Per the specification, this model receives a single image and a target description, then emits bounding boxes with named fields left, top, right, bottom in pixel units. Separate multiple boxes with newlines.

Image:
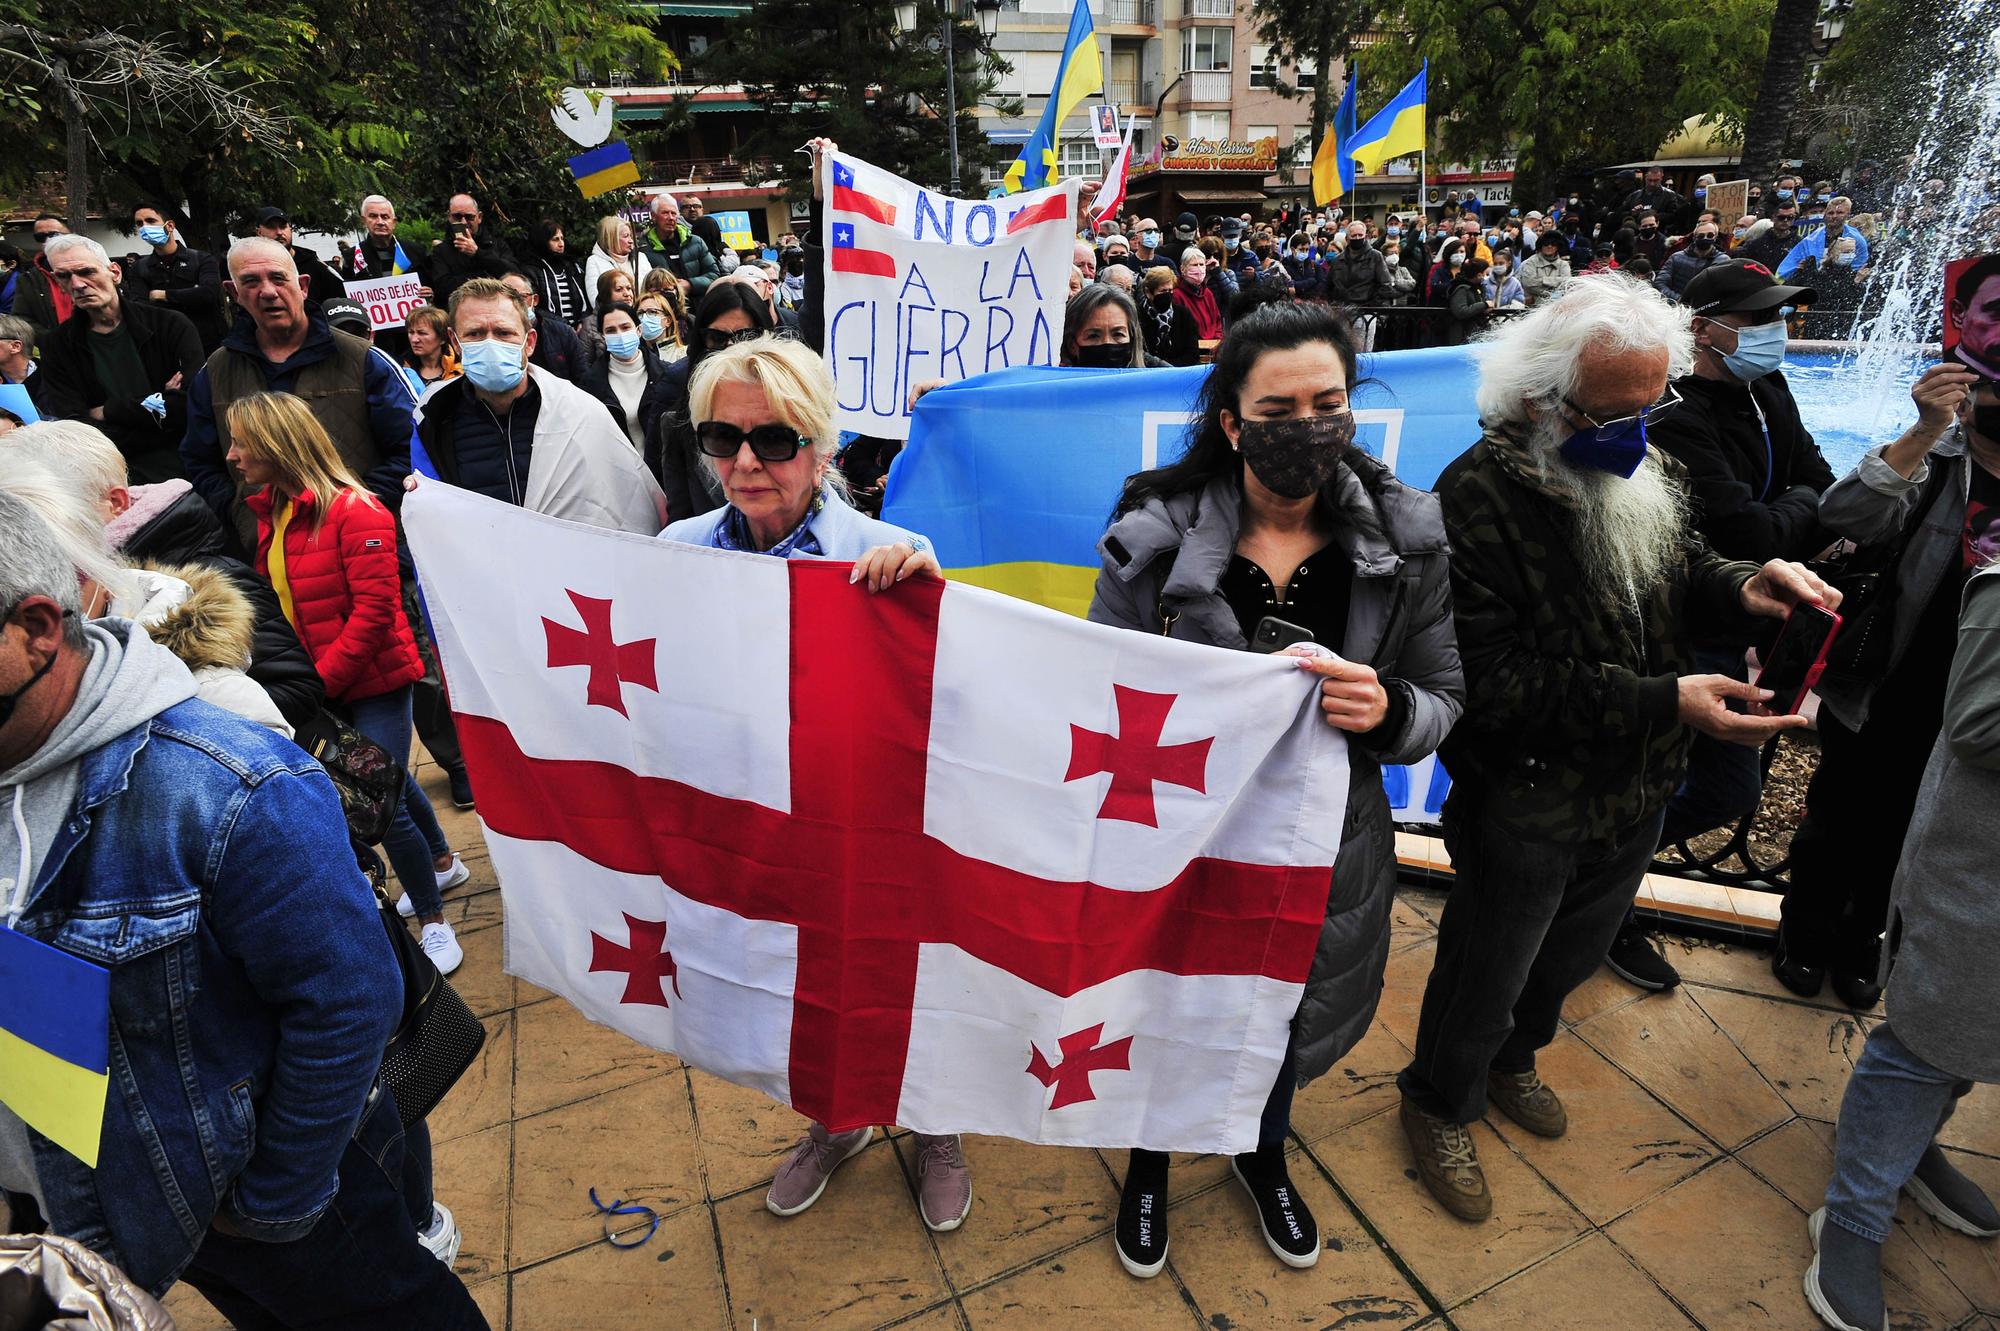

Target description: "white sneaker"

left=398, top=856, right=470, bottom=918
left=420, top=922, right=463, bottom=976
left=417, top=1201, right=463, bottom=1267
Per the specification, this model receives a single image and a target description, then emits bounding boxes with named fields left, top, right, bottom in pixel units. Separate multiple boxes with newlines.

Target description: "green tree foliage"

left=700, top=0, right=1020, bottom=197
left=1358, top=0, right=1772, bottom=200
left=0, top=0, right=667, bottom=248
left=1803, top=0, right=1976, bottom=176
left=1248, top=0, right=1381, bottom=172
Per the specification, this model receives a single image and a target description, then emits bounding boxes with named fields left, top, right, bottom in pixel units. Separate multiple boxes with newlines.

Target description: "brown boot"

left=1487, top=1069, right=1568, bottom=1139
left=1399, top=1097, right=1492, bottom=1221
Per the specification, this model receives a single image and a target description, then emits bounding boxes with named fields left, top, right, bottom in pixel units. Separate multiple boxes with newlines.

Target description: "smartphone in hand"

left=1754, top=603, right=1843, bottom=715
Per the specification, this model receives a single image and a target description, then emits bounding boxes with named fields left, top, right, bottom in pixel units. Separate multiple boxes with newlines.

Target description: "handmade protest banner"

left=1706, top=179, right=1749, bottom=227
left=822, top=150, right=1080, bottom=440
left=345, top=271, right=427, bottom=332
left=713, top=210, right=755, bottom=252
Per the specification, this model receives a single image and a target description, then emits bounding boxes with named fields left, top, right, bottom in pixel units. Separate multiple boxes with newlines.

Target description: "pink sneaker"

left=765, top=1124, right=872, bottom=1217
left=915, top=1134, right=972, bottom=1232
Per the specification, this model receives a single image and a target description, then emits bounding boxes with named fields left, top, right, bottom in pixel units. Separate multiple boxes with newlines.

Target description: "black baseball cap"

left=322, top=297, right=371, bottom=335
left=254, top=206, right=290, bottom=227
left=1682, top=258, right=1815, bottom=317
left=1173, top=211, right=1199, bottom=238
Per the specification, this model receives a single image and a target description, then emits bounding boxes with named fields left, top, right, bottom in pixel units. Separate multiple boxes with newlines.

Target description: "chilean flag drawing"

left=404, top=483, right=1349, bottom=1152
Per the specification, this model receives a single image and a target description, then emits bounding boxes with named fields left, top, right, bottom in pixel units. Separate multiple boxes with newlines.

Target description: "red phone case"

left=1755, top=606, right=1844, bottom=715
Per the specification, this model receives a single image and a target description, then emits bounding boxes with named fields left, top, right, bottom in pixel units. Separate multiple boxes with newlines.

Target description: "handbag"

left=357, top=845, right=487, bottom=1127
left=293, top=710, right=402, bottom=845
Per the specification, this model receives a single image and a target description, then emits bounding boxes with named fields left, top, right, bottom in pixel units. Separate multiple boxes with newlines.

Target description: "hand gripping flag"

left=404, top=483, right=1349, bottom=1152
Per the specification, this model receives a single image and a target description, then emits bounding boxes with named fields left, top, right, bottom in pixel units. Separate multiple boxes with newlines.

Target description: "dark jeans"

left=1658, top=646, right=1765, bottom=848
left=1782, top=696, right=1941, bottom=961
left=402, top=578, right=463, bottom=777
left=1399, top=804, right=1664, bottom=1124
left=181, top=1087, right=486, bottom=1331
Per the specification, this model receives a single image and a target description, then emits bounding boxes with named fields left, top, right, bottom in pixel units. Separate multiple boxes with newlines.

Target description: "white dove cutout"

left=551, top=87, right=616, bottom=148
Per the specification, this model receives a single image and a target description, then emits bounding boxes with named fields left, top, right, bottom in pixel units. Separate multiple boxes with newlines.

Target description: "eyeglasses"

left=1561, top=385, right=1682, bottom=440
left=702, top=327, right=763, bottom=351
left=696, top=421, right=809, bottom=461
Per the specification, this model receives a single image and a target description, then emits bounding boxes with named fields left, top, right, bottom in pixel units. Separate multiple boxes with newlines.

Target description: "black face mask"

left=1639, top=226, right=1659, bottom=238
left=1690, top=235, right=1716, bottom=253
left=1072, top=341, right=1134, bottom=369
left=0, top=614, right=59, bottom=730
left=1236, top=412, right=1356, bottom=499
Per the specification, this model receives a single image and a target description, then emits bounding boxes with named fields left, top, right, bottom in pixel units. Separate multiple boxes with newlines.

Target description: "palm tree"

left=1740, top=0, right=1820, bottom=182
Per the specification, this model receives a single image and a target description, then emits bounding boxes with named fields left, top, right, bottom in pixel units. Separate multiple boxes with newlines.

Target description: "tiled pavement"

left=167, top=764, right=2000, bottom=1330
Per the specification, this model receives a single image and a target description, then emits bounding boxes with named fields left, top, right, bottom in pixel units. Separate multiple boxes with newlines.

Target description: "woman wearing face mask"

left=1062, top=286, right=1168, bottom=369
left=1282, top=232, right=1324, bottom=301
left=1197, top=236, right=1240, bottom=299
left=1483, top=251, right=1526, bottom=309
left=1170, top=247, right=1224, bottom=366
left=1088, top=301, right=1463, bottom=1279
left=1447, top=256, right=1493, bottom=343
left=578, top=268, right=638, bottom=363
left=582, top=301, right=672, bottom=455
left=635, top=288, right=688, bottom=364
left=1139, top=266, right=1187, bottom=363
left=652, top=281, right=777, bottom=517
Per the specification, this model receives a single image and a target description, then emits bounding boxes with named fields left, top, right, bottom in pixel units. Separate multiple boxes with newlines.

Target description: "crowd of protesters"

left=0, top=131, right=1995, bottom=1331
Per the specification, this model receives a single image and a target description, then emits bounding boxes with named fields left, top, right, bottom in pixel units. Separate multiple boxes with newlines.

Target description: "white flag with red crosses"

left=404, top=482, right=1349, bottom=1153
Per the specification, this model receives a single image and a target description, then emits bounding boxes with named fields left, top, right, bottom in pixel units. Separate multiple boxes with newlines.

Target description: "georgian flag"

left=404, top=483, right=1348, bottom=1153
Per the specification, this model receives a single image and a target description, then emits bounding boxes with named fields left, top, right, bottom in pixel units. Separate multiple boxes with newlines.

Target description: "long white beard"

left=1532, top=417, right=1689, bottom=604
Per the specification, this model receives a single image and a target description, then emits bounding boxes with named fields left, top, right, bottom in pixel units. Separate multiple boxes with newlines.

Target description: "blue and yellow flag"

left=568, top=140, right=642, bottom=198
left=1349, top=60, right=1427, bottom=177
left=1312, top=74, right=1359, bottom=206
left=390, top=239, right=415, bottom=275
left=1002, top=0, right=1102, bottom=195
left=0, top=927, right=111, bottom=1167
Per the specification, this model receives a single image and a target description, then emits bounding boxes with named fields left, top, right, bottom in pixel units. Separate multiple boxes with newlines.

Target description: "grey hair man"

left=34, top=234, right=205, bottom=486
left=1395, top=274, right=1840, bottom=1221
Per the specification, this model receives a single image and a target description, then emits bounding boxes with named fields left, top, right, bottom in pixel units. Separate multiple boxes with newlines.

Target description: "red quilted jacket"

left=245, top=485, right=422, bottom=704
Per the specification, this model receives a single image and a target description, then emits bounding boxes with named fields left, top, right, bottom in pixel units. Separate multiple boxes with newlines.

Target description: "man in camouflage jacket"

left=1391, top=274, right=1840, bottom=1225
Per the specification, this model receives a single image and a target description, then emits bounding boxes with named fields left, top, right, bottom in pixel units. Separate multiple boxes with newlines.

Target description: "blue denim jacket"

left=14, top=698, right=401, bottom=1296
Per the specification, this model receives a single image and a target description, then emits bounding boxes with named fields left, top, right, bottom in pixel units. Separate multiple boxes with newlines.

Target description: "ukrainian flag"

left=1312, top=74, right=1359, bottom=206
left=568, top=140, right=642, bottom=198
left=0, top=928, right=111, bottom=1167
left=1348, top=60, right=1427, bottom=177
left=391, top=239, right=415, bottom=276
left=1002, top=0, right=1102, bottom=195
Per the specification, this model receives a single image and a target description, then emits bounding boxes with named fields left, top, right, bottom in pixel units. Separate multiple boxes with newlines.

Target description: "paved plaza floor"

left=167, top=762, right=2000, bottom=1330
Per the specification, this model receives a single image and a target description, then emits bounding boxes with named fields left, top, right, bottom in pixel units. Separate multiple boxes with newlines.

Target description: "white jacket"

left=583, top=245, right=653, bottom=301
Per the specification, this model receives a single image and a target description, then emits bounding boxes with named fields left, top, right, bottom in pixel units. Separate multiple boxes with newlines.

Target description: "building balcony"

left=641, top=155, right=776, bottom=187
left=1177, top=70, right=1232, bottom=105
left=1101, top=0, right=1157, bottom=26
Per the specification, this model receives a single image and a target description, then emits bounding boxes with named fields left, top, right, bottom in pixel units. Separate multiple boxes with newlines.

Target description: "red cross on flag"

left=404, top=484, right=1350, bottom=1153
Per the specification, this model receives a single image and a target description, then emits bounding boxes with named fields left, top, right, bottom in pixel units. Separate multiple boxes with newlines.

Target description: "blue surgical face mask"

left=1386, top=226, right=1401, bottom=238
left=1226, top=237, right=1241, bottom=252
left=138, top=224, right=170, bottom=247
left=1141, top=229, right=1160, bottom=247
left=1559, top=415, right=1649, bottom=478
left=639, top=313, right=666, bottom=340
left=604, top=330, right=641, bottom=360
left=459, top=337, right=527, bottom=393
left=1719, top=320, right=1787, bottom=381
left=1487, top=232, right=1501, bottom=247
left=1694, top=187, right=1708, bottom=200
left=1776, top=188, right=1795, bottom=201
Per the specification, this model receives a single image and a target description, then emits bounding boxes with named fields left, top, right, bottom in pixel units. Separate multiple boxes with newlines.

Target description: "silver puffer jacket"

left=0, top=1233, right=176, bottom=1330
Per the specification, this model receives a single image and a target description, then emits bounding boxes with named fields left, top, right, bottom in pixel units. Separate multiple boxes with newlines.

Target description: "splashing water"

left=1844, top=3, right=2000, bottom=432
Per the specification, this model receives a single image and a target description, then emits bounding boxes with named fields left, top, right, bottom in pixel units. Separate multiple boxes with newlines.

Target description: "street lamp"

left=895, top=0, right=1003, bottom=195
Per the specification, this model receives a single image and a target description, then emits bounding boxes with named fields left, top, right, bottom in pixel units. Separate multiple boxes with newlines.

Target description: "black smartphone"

left=1251, top=616, right=1315, bottom=654
left=1754, top=603, right=1844, bottom=715
left=444, top=222, right=463, bottom=241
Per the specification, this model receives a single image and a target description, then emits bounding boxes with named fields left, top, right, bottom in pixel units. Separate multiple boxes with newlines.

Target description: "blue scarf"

left=712, top=490, right=826, bottom=558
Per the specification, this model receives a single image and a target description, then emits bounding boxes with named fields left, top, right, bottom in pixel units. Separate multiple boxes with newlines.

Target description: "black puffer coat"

left=110, top=480, right=326, bottom=727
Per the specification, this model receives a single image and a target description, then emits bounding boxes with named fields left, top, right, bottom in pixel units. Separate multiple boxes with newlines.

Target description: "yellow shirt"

left=268, top=496, right=299, bottom=631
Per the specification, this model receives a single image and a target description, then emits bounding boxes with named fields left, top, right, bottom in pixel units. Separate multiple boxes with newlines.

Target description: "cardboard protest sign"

left=713, top=210, right=755, bottom=251
left=1092, top=104, right=1121, bottom=150
left=1945, top=254, right=2000, bottom=379
left=1706, top=179, right=1749, bottom=225
left=345, top=272, right=427, bottom=332
left=822, top=151, right=1079, bottom=440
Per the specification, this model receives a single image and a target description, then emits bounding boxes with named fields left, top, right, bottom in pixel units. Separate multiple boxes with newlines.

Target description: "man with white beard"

left=1395, top=274, right=1841, bottom=1222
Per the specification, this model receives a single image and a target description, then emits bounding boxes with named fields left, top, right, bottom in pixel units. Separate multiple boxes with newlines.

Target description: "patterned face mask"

left=1235, top=410, right=1355, bottom=499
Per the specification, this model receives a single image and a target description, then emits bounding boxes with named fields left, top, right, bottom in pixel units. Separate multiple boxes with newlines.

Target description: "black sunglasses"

left=702, top=327, right=764, bottom=351
left=695, top=421, right=809, bottom=461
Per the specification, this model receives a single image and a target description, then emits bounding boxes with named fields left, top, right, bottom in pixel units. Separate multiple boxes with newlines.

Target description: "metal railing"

left=645, top=155, right=775, bottom=186
left=1102, top=0, right=1157, bottom=23
left=1181, top=69, right=1231, bottom=103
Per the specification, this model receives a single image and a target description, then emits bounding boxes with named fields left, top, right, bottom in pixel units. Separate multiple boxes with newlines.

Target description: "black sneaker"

left=1772, top=921, right=1827, bottom=998
left=1115, top=1149, right=1170, bottom=1278
left=1606, top=925, right=1680, bottom=992
left=448, top=767, right=475, bottom=810
left=1230, top=1146, right=1319, bottom=1268
left=1829, top=937, right=1885, bottom=1011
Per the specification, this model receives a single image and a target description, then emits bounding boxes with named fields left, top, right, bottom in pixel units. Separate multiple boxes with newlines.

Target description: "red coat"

left=246, top=485, right=422, bottom=704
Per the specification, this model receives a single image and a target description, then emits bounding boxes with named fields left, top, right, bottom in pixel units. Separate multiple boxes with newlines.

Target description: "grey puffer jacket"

left=1088, top=455, right=1464, bottom=1085
left=1884, top=564, right=2000, bottom=1082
